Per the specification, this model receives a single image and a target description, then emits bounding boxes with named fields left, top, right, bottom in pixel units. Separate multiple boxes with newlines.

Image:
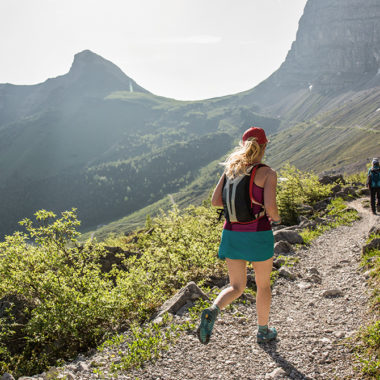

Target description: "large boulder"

left=153, top=282, right=209, bottom=321
left=274, top=230, right=304, bottom=244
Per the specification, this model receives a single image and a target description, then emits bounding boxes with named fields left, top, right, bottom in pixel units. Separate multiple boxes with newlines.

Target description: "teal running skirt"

left=218, top=229, right=274, bottom=262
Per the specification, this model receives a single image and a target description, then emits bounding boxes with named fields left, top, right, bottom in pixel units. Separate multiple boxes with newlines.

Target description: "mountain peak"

left=67, top=49, right=149, bottom=95
left=70, top=49, right=124, bottom=76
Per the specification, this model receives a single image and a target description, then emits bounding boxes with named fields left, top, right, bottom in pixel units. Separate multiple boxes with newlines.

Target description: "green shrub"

left=0, top=206, right=226, bottom=376
left=277, top=164, right=333, bottom=225
left=0, top=209, right=125, bottom=375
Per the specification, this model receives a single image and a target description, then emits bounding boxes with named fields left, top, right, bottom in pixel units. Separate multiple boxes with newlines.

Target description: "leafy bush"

left=277, top=164, right=333, bottom=225
left=0, top=205, right=226, bottom=376
left=0, top=209, right=126, bottom=374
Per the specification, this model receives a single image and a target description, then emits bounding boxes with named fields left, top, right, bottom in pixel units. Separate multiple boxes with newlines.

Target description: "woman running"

left=197, top=126, right=281, bottom=344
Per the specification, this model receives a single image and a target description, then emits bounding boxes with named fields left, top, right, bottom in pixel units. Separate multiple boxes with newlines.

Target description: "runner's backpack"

left=369, top=168, right=380, bottom=188
left=221, top=163, right=267, bottom=223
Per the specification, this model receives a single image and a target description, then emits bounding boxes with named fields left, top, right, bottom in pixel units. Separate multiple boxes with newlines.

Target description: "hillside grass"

left=80, top=156, right=226, bottom=241
left=267, top=89, right=380, bottom=174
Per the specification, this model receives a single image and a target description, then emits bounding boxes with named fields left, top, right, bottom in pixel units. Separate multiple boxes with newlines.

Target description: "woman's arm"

left=263, top=169, right=281, bottom=222
left=211, top=173, right=225, bottom=207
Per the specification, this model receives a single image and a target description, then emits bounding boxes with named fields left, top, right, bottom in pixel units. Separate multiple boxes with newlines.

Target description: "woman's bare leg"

left=252, top=257, right=273, bottom=326
left=213, top=258, right=247, bottom=310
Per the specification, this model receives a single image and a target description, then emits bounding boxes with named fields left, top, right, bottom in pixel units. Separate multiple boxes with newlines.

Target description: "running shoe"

left=197, top=307, right=218, bottom=344
left=257, top=327, right=277, bottom=343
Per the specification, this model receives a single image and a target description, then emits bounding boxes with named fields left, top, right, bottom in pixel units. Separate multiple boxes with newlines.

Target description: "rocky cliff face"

left=281, top=0, right=380, bottom=91
left=245, top=0, right=380, bottom=109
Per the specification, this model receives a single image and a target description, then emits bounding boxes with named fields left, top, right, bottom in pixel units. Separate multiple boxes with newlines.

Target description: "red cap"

left=242, top=127, right=268, bottom=145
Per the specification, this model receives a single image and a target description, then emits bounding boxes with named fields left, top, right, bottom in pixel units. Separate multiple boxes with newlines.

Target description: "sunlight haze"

left=0, top=0, right=307, bottom=100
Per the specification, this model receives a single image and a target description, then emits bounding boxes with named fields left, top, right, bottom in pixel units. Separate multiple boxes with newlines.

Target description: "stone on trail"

left=274, top=230, right=304, bottom=244
left=278, top=266, right=296, bottom=280
left=297, top=281, right=312, bottom=290
left=274, top=240, right=294, bottom=255
left=322, top=289, right=343, bottom=297
left=153, top=281, right=209, bottom=321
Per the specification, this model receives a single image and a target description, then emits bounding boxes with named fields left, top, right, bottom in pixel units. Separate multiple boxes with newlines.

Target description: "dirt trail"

left=125, top=199, right=378, bottom=380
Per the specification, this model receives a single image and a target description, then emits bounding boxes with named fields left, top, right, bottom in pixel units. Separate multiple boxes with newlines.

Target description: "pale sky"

left=0, top=0, right=307, bottom=100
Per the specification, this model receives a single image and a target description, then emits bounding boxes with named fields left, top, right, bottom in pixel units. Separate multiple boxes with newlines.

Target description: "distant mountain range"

left=1, top=0, right=379, bottom=239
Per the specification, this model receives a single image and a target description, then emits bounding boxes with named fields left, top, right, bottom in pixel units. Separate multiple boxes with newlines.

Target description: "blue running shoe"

left=197, top=307, right=218, bottom=344
left=257, top=327, right=277, bottom=343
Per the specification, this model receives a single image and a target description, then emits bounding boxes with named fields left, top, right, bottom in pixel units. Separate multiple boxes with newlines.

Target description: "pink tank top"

left=223, top=182, right=271, bottom=232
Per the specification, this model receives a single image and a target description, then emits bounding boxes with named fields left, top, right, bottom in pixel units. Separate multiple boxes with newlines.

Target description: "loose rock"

left=278, top=266, right=296, bottom=280
left=153, top=281, right=209, bottom=321
left=322, top=288, right=344, bottom=297
left=274, top=230, right=304, bottom=244
left=274, top=240, right=295, bottom=255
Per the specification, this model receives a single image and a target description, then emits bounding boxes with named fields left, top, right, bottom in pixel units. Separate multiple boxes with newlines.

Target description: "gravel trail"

left=36, top=199, right=378, bottom=380
left=125, top=199, right=378, bottom=380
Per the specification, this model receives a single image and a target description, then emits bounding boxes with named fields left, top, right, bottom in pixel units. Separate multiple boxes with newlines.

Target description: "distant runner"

left=367, top=158, right=380, bottom=215
left=197, top=127, right=281, bottom=345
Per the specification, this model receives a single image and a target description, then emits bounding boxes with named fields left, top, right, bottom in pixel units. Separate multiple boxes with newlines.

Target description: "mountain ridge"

left=1, top=0, right=380, bottom=239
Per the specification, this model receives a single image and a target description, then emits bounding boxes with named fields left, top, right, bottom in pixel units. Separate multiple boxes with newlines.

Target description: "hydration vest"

left=222, top=164, right=266, bottom=224
left=369, top=168, right=380, bottom=188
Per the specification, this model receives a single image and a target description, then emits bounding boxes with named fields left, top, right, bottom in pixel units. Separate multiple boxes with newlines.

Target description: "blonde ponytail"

left=222, top=137, right=266, bottom=179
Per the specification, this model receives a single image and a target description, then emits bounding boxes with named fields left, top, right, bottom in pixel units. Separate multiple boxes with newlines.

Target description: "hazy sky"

left=0, top=0, right=307, bottom=100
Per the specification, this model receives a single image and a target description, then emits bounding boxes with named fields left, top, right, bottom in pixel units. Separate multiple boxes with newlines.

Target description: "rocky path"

left=19, top=199, right=378, bottom=380
left=125, top=199, right=378, bottom=380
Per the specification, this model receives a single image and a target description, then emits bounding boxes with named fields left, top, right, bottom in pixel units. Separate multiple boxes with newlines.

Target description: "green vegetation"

left=0, top=166, right=368, bottom=377
left=0, top=78, right=280, bottom=239
left=267, top=86, right=380, bottom=174
left=277, top=164, right=333, bottom=225
left=354, top=231, right=380, bottom=378
left=0, top=204, right=226, bottom=377
left=80, top=155, right=226, bottom=241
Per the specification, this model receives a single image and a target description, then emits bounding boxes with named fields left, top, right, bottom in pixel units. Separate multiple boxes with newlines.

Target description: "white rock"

left=333, top=330, right=346, bottom=338
left=297, top=281, right=312, bottom=289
